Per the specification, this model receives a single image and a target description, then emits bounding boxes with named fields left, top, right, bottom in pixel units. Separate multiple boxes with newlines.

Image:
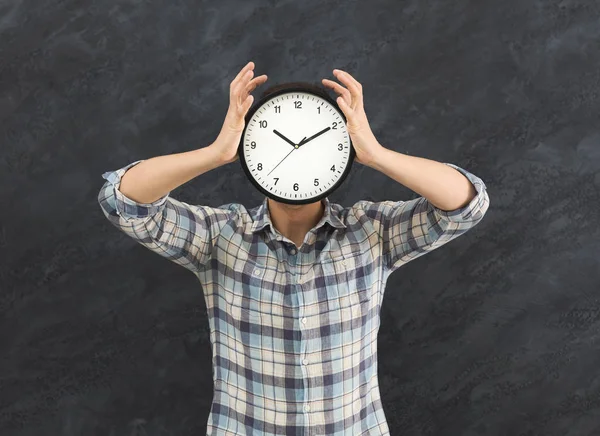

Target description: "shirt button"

left=342, top=259, right=347, bottom=265
left=301, top=317, right=307, bottom=324
left=253, top=269, right=261, bottom=276
left=290, top=249, right=296, bottom=255
left=303, top=404, right=310, bottom=412
left=302, top=358, right=309, bottom=365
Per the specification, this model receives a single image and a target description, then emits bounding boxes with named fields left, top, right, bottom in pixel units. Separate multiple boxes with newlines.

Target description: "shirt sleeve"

left=356, top=163, right=490, bottom=273
left=97, top=159, right=238, bottom=274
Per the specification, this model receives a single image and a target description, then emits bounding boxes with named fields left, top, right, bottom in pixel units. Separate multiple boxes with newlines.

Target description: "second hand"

left=266, top=137, right=306, bottom=177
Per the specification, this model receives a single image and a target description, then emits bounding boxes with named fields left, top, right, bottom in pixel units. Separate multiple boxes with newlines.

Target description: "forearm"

left=119, top=143, right=225, bottom=204
left=369, top=147, right=477, bottom=211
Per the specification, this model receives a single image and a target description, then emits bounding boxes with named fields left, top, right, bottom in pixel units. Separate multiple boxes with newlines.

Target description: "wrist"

left=208, top=140, right=238, bottom=165
left=366, top=144, right=389, bottom=171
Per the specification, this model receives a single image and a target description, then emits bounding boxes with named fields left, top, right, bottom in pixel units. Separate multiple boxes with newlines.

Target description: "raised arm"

left=357, top=161, right=490, bottom=274
left=98, top=146, right=235, bottom=273
left=97, top=61, right=269, bottom=273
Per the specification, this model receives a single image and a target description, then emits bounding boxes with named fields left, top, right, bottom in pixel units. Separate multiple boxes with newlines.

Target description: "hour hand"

left=298, top=127, right=331, bottom=147
left=273, top=130, right=297, bottom=147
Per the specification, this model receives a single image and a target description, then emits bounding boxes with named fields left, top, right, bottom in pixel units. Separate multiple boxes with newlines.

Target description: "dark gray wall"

left=2, top=0, right=599, bottom=435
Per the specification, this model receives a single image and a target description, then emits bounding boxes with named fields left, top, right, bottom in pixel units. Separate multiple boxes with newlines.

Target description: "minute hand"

left=298, top=127, right=331, bottom=147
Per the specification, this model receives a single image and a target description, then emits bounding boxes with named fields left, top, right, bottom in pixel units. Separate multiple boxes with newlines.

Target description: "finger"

left=243, top=94, right=254, bottom=113
left=321, top=78, right=351, bottom=100
left=336, top=96, right=349, bottom=113
left=236, top=74, right=266, bottom=109
left=334, top=69, right=362, bottom=93
left=233, top=69, right=255, bottom=102
left=333, top=70, right=363, bottom=105
left=321, top=78, right=352, bottom=106
left=231, top=61, right=255, bottom=91
left=246, top=75, right=268, bottom=94
left=229, top=62, right=254, bottom=96
left=333, top=70, right=362, bottom=106
left=233, top=94, right=253, bottom=119
left=237, top=75, right=267, bottom=107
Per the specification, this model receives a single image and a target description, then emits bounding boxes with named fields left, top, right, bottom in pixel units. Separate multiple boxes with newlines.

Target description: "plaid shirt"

left=98, top=159, right=490, bottom=435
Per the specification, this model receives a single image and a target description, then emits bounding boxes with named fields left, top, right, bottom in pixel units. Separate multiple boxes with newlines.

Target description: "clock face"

left=239, top=89, right=354, bottom=204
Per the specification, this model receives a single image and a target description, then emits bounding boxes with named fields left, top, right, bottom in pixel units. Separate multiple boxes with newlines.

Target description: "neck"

left=267, top=197, right=325, bottom=245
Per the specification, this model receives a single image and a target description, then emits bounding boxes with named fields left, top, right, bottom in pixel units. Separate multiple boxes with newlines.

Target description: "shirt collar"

left=250, top=196, right=347, bottom=234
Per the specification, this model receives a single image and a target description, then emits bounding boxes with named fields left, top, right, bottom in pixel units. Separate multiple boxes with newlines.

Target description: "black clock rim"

left=237, top=85, right=355, bottom=206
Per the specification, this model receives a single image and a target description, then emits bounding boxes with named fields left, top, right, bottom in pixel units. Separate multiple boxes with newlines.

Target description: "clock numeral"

left=317, top=106, right=321, bottom=114
left=257, top=163, right=263, bottom=170
left=332, top=121, right=338, bottom=129
left=274, top=105, right=281, bottom=113
left=314, top=178, right=319, bottom=187
left=259, top=120, right=267, bottom=128
left=294, top=101, right=302, bottom=109
left=273, top=177, right=279, bottom=185
left=293, top=183, right=299, bottom=191
left=330, top=164, right=336, bottom=172
left=337, top=143, right=343, bottom=151
left=251, top=141, right=256, bottom=149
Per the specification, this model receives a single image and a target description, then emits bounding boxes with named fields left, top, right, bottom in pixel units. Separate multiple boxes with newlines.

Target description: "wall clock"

left=237, top=82, right=355, bottom=205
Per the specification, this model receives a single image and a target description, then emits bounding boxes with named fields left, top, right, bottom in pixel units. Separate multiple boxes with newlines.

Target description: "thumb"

left=337, top=96, right=349, bottom=113
left=244, top=95, right=254, bottom=113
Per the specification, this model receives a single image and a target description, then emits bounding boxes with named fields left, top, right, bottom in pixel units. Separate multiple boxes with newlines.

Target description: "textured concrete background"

left=1, top=0, right=600, bottom=435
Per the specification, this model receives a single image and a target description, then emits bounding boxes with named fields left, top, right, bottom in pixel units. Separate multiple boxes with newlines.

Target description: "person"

left=98, top=61, right=490, bottom=436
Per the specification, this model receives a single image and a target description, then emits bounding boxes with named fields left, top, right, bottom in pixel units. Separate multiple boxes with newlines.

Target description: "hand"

left=322, top=69, right=384, bottom=167
left=213, top=61, right=268, bottom=164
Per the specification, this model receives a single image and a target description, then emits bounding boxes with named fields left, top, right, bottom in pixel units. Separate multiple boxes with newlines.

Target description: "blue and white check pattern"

left=98, top=159, right=490, bottom=435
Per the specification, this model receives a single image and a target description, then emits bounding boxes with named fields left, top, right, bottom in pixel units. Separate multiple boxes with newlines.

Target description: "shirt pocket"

left=228, top=255, right=286, bottom=327
left=320, top=245, right=373, bottom=325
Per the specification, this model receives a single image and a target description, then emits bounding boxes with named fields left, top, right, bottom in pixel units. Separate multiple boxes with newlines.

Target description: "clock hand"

left=298, top=127, right=331, bottom=147
left=267, top=147, right=295, bottom=177
left=267, top=127, right=330, bottom=177
left=273, top=130, right=296, bottom=148
left=266, top=136, right=306, bottom=177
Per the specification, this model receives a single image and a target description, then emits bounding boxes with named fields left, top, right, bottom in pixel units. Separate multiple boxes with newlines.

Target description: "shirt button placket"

left=302, top=353, right=310, bottom=431
left=300, top=311, right=310, bottom=429
left=294, top=246, right=311, bottom=433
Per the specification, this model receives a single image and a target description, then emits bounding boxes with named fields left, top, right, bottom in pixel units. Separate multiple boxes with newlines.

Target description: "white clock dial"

left=242, top=91, right=351, bottom=202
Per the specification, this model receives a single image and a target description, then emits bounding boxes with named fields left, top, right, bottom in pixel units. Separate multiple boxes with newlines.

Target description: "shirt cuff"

left=432, top=163, right=489, bottom=223
left=101, top=160, right=170, bottom=221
